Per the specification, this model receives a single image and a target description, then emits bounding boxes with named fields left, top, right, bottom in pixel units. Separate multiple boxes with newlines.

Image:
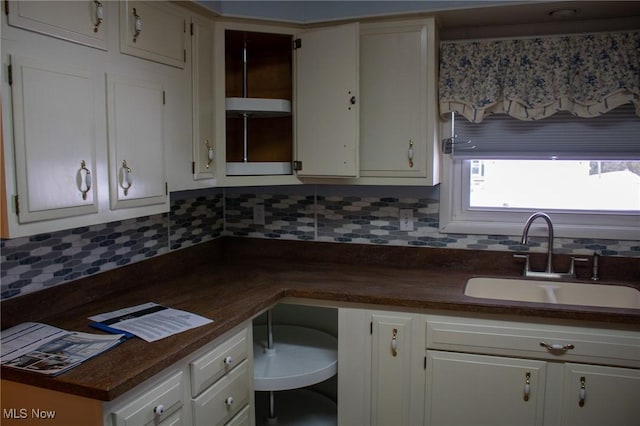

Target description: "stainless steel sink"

left=464, top=277, right=640, bottom=309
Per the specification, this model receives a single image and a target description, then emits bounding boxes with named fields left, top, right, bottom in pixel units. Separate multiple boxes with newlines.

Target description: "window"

left=439, top=106, right=640, bottom=240
left=469, top=160, right=640, bottom=211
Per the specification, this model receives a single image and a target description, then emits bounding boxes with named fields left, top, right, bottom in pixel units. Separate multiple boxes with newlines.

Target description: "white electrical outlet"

left=253, top=204, right=265, bottom=225
left=399, top=208, right=414, bottom=231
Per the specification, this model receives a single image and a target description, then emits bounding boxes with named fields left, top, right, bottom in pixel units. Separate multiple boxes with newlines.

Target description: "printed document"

left=89, top=302, right=213, bottom=342
left=1, top=322, right=125, bottom=375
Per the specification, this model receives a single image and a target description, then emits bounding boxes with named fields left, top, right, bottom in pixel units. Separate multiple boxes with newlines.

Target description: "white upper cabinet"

left=2, top=0, right=189, bottom=237
left=191, top=16, right=216, bottom=181
left=6, top=0, right=108, bottom=50
left=106, top=73, right=167, bottom=210
left=358, top=18, right=440, bottom=185
left=119, top=1, right=187, bottom=68
left=10, top=55, right=99, bottom=223
left=294, top=23, right=359, bottom=178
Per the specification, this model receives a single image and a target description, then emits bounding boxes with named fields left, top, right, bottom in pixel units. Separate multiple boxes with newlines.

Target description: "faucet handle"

left=568, top=257, right=589, bottom=276
left=513, top=253, right=530, bottom=275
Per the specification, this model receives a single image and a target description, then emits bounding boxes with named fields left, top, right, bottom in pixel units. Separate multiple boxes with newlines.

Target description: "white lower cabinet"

left=370, top=313, right=414, bottom=426
left=339, top=309, right=640, bottom=426
left=104, top=323, right=254, bottom=426
left=560, top=363, right=640, bottom=426
left=424, top=315, right=640, bottom=426
left=110, top=372, right=185, bottom=426
left=338, top=308, right=426, bottom=426
left=191, top=359, right=252, bottom=425
left=425, top=351, right=546, bottom=426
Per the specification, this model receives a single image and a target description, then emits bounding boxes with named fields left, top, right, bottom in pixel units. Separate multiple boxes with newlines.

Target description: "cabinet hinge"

left=4, top=0, right=9, bottom=16
left=163, top=90, right=166, bottom=105
left=14, top=195, right=19, bottom=215
left=192, top=161, right=195, bottom=174
left=370, top=321, right=373, bottom=335
left=293, top=38, right=302, bottom=50
left=293, top=161, right=302, bottom=171
left=165, top=182, right=168, bottom=196
left=7, top=64, right=12, bottom=86
left=424, top=356, right=427, bottom=370
left=190, top=22, right=194, bottom=36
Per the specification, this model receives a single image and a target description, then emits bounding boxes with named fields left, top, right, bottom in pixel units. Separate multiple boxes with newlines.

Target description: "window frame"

left=438, top=133, right=640, bottom=241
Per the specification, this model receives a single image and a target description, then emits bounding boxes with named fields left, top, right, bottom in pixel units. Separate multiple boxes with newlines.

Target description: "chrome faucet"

left=516, top=212, right=588, bottom=279
left=521, top=212, right=554, bottom=274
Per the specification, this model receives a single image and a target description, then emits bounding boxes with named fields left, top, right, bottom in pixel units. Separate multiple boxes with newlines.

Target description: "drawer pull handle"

left=540, top=342, right=575, bottom=352
left=391, top=328, right=398, bottom=357
left=153, top=404, right=165, bottom=415
left=523, top=372, right=531, bottom=402
left=224, top=356, right=233, bottom=365
left=225, top=396, right=234, bottom=407
left=578, top=376, right=586, bottom=407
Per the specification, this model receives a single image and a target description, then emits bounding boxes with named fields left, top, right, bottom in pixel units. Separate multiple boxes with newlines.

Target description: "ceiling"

left=198, top=1, right=640, bottom=24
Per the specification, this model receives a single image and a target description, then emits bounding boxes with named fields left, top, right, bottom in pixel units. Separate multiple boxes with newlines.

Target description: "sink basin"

left=464, top=277, right=640, bottom=309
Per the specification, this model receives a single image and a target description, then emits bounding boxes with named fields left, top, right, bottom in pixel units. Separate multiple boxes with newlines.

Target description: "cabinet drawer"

left=190, top=327, right=249, bottom=397
left=426, top=316, right=640, bottom=368
left=111, top=371, right=184, bottom=426
left=225, top=404, right=252, bottom=426
left=192, top=359, right=252, bottom=426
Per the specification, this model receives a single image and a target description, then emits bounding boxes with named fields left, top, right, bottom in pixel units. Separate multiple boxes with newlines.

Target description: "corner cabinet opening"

left=215, top=23, right=360, bottom=185
left=253, top=303, right=338, bottom=425
left=224, top=30, right=294, bottom=177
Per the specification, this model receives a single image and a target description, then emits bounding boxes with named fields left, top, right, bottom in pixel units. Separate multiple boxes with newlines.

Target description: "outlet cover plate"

left=399, top=208, right=414, bottom=231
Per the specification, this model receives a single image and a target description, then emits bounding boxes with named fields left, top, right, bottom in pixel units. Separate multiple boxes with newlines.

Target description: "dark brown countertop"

left=2, top=237, right=639, bottom=401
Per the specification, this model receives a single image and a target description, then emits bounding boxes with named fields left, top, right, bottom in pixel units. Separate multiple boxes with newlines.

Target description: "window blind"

left=451, top=103, right=640, bottom=160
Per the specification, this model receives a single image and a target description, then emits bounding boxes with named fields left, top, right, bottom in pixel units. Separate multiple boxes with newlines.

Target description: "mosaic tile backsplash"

left=1, top=186, right=638, bottom=299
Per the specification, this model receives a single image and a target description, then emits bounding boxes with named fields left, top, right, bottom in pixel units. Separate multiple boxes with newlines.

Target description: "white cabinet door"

left=561, top=363, right=640, bottom=426
left=371, top=314, right=413, bottom=426
left=294, top=23, right=359, bottom=177
left=7, top=0, right=108, bottom=50
left=106, top=73, right=167, bottom=210
left=358, top=18, right=440, bottom=185
left=119, top=1, right=187, bottom=68
left=10, top=55, right=99, bottom=223
left=191, top=16, right=215, bottom=181
left=360, top=20, right=429, bottom=178
left=425, top=351, right=546, bottom=426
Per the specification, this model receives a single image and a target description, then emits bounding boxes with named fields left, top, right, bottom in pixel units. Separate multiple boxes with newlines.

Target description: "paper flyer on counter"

left=88, top=302, right=213, bottom=342
left=1, top=322, right=125, bottom=376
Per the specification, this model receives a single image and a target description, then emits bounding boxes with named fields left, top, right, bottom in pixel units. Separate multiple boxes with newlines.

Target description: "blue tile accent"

left=1, top=189, right=224, bottom=300
left=1, top=185, right=637, bottom=300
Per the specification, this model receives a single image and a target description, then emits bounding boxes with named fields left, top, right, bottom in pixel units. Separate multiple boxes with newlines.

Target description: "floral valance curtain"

left=439, top=31, right=640, bottom=123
